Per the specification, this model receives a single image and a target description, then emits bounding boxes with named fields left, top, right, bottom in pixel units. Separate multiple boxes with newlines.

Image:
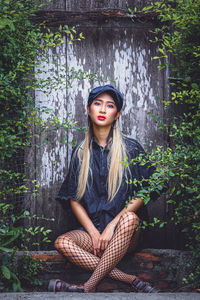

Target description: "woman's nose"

left=100, top=104, right=106, bottom=113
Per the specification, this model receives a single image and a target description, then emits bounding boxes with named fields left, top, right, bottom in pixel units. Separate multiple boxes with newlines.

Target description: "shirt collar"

left=91, top=137, right=112, bottom=150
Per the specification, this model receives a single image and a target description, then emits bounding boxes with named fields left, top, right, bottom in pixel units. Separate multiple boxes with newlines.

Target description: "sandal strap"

left=55, top=280, right=70, bottom=292
left=132, top=277, right=156, bottom=293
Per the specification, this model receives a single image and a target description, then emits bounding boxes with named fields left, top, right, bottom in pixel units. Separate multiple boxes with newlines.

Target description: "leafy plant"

left=0, top=252, right=43, bottom=292
left=0, top=0, right=86, bottom=292
left=16, top=254, right=43, bottom=289
left=129, top=0, right=200, bottom=287
left=0, top=253, right=23, bottom=292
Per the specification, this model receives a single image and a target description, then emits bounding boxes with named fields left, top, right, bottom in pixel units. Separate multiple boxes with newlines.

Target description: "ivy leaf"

left=0, top=246, right=12, bottom=252
left=1, top=265, right=11, bottom=280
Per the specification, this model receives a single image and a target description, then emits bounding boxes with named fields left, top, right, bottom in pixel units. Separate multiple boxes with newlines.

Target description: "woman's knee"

left=54, top=234, right=71, bottom=251
left=120, top=211, right=139, bottom=228
left=54, top=235, right=62, bottom=250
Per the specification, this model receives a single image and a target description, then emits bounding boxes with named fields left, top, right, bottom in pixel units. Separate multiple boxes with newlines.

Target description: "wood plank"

left=41, top=0, right=65, bottom=11
left=40, top=0, right=157, bottom=11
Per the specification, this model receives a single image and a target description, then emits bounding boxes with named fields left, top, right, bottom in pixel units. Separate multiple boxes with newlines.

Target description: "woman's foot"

left=132, top=277, right=157, bottom=293
left=48, top=279, right=84, bottom=292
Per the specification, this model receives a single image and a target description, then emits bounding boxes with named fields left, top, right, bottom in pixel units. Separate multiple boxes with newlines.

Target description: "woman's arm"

left=98, top=197, right=143, bottom=253
left=110, top=197, right=143, bottom=228
left=70, top=199, right=101, bottom=256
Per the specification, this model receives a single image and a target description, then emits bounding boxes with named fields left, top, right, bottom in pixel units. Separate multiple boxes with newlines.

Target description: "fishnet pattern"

left=55, top=230, right=96, bottom=271
left=84, top=212, right=139, bottom=292
left=55, top=230, right=131, bottom=277
left=54, top=212, right=139, bottom=292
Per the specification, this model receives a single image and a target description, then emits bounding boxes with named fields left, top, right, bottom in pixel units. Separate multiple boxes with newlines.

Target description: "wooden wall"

left=25, top=0, right=174, bottom=249
left=41, top=0, right=156, bottom=11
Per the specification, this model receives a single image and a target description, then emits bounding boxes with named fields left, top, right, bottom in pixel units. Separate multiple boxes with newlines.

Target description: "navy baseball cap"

left=88, top=85, right=123, bottom=111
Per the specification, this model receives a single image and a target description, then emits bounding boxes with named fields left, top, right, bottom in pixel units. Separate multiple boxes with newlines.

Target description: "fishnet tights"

left=54, top=211, right=139, bottom=292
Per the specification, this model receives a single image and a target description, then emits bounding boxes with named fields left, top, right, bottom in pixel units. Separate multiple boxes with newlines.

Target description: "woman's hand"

left=97, top=223, right=116, bottom=255
left=70, top=200, right=102, bottom=256
left=90, top=230, right=101, bottom=257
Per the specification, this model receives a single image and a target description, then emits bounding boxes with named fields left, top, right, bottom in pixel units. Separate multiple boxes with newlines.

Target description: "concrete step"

left=0, top=293, right=200, bottom=300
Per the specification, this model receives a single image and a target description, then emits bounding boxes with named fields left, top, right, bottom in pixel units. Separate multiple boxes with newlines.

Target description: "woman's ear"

left=115, top=111, right=121, bottom=120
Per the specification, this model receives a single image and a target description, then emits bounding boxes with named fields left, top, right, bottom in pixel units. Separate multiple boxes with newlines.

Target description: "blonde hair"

left=75, top=119, right=129, bottom=202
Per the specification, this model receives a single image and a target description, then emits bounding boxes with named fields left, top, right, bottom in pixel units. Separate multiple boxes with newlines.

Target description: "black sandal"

left=132, top=277, right=157, bottom=293
left=48, top=279, right=84, bottom=292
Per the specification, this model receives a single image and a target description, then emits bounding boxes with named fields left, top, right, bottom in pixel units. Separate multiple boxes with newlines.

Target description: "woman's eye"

left=94, top=102, right=101, bottom=106
left=107, top=104, right=114, bottom=108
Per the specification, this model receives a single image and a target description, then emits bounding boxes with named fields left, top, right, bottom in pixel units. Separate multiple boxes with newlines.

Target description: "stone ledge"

left=0, top=292, right=200, bottom=300
left=13, top=249, right=193, bottom=292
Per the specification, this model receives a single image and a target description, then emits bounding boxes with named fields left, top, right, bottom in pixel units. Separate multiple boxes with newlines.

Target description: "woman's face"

left=87, top=93, right=121, bottom=128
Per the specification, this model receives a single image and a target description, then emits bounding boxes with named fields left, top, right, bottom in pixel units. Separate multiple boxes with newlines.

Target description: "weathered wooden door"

left=25, top=0, right=173, bottom=249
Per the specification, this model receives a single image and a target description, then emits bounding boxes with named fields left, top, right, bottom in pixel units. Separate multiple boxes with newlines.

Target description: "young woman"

left=48, top=85, right=157, bottom=293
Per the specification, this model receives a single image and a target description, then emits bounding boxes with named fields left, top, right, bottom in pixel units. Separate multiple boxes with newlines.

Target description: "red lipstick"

left=98, top=116, right=106, bottom=120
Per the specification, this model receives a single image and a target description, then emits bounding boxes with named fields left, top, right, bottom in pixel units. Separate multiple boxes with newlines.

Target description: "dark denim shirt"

left=56, top=136, right=154, bottom=233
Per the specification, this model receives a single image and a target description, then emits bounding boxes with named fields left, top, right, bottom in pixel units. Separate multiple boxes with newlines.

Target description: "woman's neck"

left=92, top=124, right=111, bottom=147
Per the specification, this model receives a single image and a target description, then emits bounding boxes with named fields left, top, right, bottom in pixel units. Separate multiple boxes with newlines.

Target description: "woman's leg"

left=84, top=211, right=139, bottom=292
left=54, top=213, right=156, bottom=293
left=54, top=226, right=138, bottom=287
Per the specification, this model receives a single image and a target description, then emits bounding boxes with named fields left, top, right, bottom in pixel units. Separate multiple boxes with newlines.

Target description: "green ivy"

left=0, top=0, right=87, bottom=292
left=129, top=0, right=200, bottom=287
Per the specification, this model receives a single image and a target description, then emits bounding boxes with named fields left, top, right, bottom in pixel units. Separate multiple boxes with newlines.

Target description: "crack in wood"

left=33, top=10, right=158, bottom=27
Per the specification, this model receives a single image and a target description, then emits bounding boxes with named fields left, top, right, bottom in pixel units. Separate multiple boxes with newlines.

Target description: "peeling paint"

left=30, top=25, right=168, bottom=237
left=35, top=41, right=67, bottom=187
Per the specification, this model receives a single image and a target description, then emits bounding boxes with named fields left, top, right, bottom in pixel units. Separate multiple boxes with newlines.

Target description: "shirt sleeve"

left=56, top=146, right=80, bottom=207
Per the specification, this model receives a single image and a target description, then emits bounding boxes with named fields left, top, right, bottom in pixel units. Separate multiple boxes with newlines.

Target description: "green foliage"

left=0, top=0, right=86, bottom=292
left=0, top=253, right=43, bottom=292
left=0, top=254, right=23, bottom=292
left=16, top=254, right=43, bottom=289
left=129, top=0, right=200, bottom=286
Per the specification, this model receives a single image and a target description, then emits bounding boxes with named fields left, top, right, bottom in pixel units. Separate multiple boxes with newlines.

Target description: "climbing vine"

left=129, top=0, right=200, bottom=287
left=0, top=0, right=86, bottom=291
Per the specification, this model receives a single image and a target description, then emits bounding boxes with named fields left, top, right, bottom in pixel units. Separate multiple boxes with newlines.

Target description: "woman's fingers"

left=98, top=238, right=109, bottom=252
left=94, top=243, right=100, bottom=256
left=98, top=224, right=115, bottom=252
left=91, top=234, right=101, bottom=256
left=95, top=225, right=115, bottom=255
left=97, top=238, right=101, bottom=253
left=100, top=240, right=106, bottom=251
left=104, top=240, right=109, bottom=250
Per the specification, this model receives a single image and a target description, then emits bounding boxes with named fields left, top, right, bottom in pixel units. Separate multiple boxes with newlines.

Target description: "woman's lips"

left=98, top=116, right=106, bottom=120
